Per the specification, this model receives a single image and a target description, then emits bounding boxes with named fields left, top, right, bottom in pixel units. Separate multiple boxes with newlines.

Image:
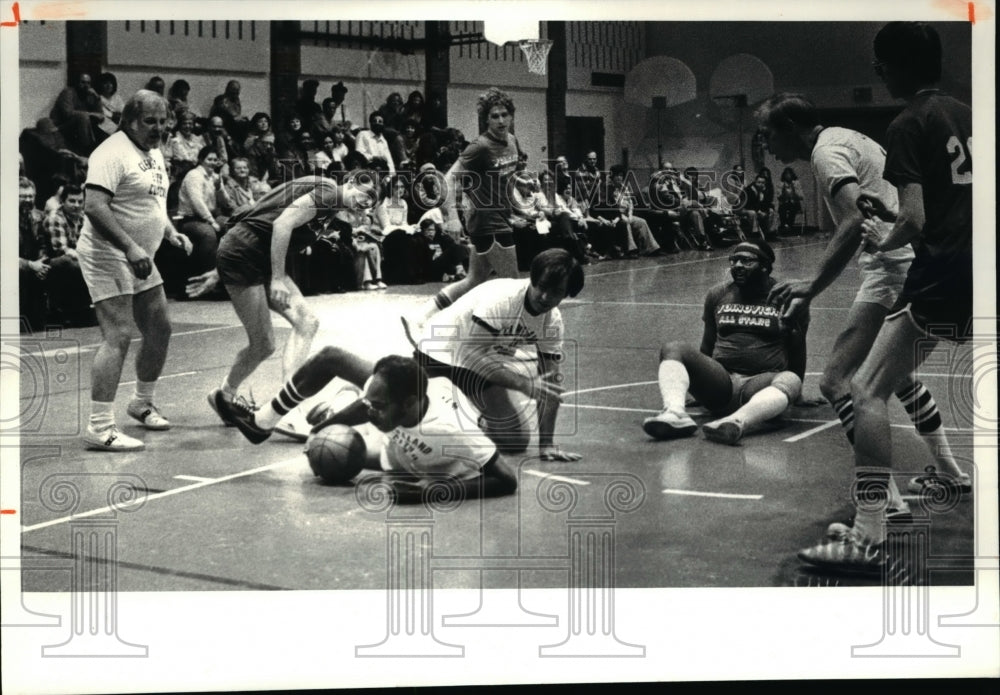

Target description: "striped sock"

left=895, top=381, right=942, bottom=433
left=833, top=395, right=855, bottom=445
left=433, top=291, right=453, bottom=312
left=256, top=381, right=307, bottom=430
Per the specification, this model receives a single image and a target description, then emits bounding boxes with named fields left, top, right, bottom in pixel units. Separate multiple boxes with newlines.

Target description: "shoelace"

left=232, top=392, right=258, bottom=415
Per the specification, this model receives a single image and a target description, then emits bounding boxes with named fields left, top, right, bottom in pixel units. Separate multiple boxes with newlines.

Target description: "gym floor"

left=16, top=236, right=980, bottom=591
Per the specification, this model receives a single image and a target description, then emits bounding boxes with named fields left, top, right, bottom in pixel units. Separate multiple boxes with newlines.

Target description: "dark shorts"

left=891, top=296, right=973, bottom=343
left=216, top=223, right=269, bottom=288
left=470, top=232, right=516, bottom=253
left=414, top=350, right=496, bottom=412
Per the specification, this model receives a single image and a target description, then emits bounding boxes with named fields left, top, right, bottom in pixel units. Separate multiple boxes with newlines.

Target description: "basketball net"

left=519, top=39, right=553, bottom=75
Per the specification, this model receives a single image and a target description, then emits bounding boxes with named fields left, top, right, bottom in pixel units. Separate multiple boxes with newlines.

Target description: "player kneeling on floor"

left=643, top=240, right=808, bottom=445
left=218, top=347, right=517, bottom=504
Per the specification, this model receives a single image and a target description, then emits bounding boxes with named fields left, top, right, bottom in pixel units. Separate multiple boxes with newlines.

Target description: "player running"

left=796, top=22, right=973, bottom=573
left=757, top=92, right=969, bottom=517
left=642, top=240, right=807, bottom=445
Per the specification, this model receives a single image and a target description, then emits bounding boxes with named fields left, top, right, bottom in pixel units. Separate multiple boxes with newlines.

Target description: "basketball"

left=306, top=424, right=367, bottom=485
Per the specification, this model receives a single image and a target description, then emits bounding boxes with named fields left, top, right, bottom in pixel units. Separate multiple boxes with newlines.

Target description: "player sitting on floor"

left=219, top=349, right=517, bottom=504
left=642, top=240, right=808, bottom=445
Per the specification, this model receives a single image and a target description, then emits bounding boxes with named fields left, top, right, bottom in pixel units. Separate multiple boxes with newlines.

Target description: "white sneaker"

left=642, top=409, right=697, bottom=440
left=127, top=400, right=171, bottom=430
left=83, top=424, right=145, bottom=452
left=702, top=417, right=744, bottom=445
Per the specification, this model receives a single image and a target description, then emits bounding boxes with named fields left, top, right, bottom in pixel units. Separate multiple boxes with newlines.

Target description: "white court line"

left=583, top=241, right=826, bottom=279
left=121, top=371, right=199, bottom=387
left=67, top=324, right=242, bottom=355
left=784, top=416, right=976, bottom=433
left=563, top=380, right=659, bottom=397
left=567, top=403, right=659, bottom=414
left=522, top=469, right=590, bottom=486
left=783, top=419, right=840, bottom=442
left=173, top=475, right=215, bottom=483
left=662, top=488, right=763, bottom=500
left=22, top=455, right=303, bottom=533
left=567, top=300, right=849, bottom=310
left=802, top=372, right=972, bottom=379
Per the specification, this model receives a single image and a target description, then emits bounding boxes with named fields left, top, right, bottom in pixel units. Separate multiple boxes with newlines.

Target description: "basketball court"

left=15, top=237, right=980, bottom=592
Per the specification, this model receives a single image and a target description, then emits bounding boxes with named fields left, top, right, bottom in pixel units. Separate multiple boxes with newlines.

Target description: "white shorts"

left=855, top=252, right=910, bottom=309
left=76, top=239, right=164, bottom=302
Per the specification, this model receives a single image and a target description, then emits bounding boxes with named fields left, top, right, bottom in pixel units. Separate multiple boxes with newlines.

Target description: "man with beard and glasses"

left=642, top=240, right=808, bottom=445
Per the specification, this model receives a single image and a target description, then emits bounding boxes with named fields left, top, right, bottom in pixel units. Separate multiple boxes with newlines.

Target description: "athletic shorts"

left=855, top=258, right=909, bottom=309
left=76, top=242, right=163, bottom=303
left=470, top=232, right=516, bottom=253
left=713, top=370, right=802, bottom=415
left=216, top=223, right=269, bottom=288
left=888, top=299, right=973, bottom=344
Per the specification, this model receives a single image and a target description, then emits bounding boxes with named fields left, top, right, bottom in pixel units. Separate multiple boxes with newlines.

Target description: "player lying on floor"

left=642, top=240, right=809, bottom=445
left=218, top=348, right=517, bottom=504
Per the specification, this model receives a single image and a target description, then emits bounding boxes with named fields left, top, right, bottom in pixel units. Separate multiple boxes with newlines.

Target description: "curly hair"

left=477, top=87, right=515, bottom=117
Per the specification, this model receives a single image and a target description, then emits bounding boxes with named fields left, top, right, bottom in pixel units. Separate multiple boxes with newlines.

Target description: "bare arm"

left=268, top=191, right=319, bottom=308
left=871, top=183, right=924, bottom=252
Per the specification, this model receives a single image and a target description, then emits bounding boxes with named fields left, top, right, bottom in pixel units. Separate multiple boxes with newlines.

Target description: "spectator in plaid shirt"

left=42, top=184, right=96, bottom=326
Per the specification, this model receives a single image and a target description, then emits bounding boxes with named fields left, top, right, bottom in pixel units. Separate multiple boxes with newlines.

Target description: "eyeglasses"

left=729, top=255, right=761, bottom=267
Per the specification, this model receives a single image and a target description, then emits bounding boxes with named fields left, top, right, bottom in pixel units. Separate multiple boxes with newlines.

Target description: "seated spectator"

left=296, top=79, right=323, bottom=134
left=737, top=173, right=773, bottom=241
left=312, top=97, right=338, bottom=138
left=49, top=73, right=106, bottom=156
left=40, top=183, right=95, bottom=326
left=607, top=165, right=662, bottom=257
left=424, top=91, right=447, bottom=130
left=144, top=75, right=166, bottom=96
left=19, top=118, right=88, bottom=205
left=409, top=163, right=446, bottom=223
left=403, top=90, right=426, bottom=131
left=374, top=174, right=414, bottom=235
left=224, top=156, right=270, bottom=213
left=322, top=127, right=350, bottom=170
left=204, top=115, right=238, bottom=174
left=336, top=208, right=387, bottom=290
left=18, top=178, right=49, bottom=333
left=645, top=166, right=689, bottom=253
left=575, top=151, right=603, bottom=199
left=355, top=111, right=396, bottom=175
left=539, top=168, right=591, bottom=264
left=165, top=146, right=232, bottom=296
left=399, top=119, right=421, bottom=169
left=167, top=79, right=196, bottom=121
left=96, top=72, right=124, bottom=138
left=210, top=79, right=248, bottom=140
left=555, top=178, right=620, bottom=260
left=276, top=113, right=306, bottom=156
left=163, top=110, right=206, bottom=183
left=378, top=92, right=407, bottom=133
left=243, top=112, right=280, bottom=184
left=420, top=217, right=469, bottom=282
left=776, top=166, right=804, bottom=234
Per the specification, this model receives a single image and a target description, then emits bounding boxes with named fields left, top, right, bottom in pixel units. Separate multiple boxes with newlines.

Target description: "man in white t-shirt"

left=411, top=248, right=584, bottom=462
left=221, top=348, right=516, bottom=504
left=77, top=89, right=192, bottom=451
left=755, top=92, right=967, bottom=529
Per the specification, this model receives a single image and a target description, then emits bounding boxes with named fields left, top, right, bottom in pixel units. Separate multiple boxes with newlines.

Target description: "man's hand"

left=125, top=245, right=153, bottom=279
left=526, top=373, right=565, bottom=404
left=768, top=278, right=813, bottom=308
left=856, top=193, right=894, bottom=222
left=185, top=269, right=220, bottom=298
left=169, top=231, right=193, bottom=255
left=29, top=259, right=50, bottom=280
left=859, top=218, right=887, bottom=251
left=539, top=445, right=582, bottom=462
left=268, top=277, right=291, bottom=310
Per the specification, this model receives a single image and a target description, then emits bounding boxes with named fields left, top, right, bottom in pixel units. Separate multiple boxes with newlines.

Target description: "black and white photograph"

left=1, top=0, right=996, bottom=690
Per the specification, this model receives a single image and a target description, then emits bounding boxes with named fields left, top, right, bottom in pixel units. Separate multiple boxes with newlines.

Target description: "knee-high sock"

left=657, top=360, right=689, bottom=413
left=895, top=380, right=964, bottom=478
left=728, top=386, right=788, bottom=431
left=256, top=380, right=308, bottom=429
left=833, top=394, right=855, bottom=445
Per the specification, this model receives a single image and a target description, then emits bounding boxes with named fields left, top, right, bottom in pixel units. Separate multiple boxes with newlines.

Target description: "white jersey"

left=78, top=131, right=170, bottom=260
left=372, top=377, right=497, bottom=480
left=811, top=126, right=914, bottom=272
left=417, top=278, right=564, bottom=370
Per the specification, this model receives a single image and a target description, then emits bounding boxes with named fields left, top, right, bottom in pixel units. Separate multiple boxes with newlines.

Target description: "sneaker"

left=907, top=466, right=973, bottom=496
left=83, top=424, right=145, bottom=452
left=375, top=280, right=388, bottom=290
left=702, top=418, right=743, bottom=445
left=273, top=411, right=309, bottom=442
left=363, top=281, right=376, bottom=291
left=127, top=401, right=171, bottom=430
left=797, top=529, right=887, bottom=576
left=208, top=389, right=237, bottom=427
left=642, top=409, right=697, bottom=440
left=219, top=393, right=272, bottom=445
left=826, top=503, right=912, bottom=539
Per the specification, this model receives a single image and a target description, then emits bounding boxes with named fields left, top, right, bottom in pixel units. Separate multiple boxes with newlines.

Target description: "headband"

left=732, top=242, right=769, bottom=264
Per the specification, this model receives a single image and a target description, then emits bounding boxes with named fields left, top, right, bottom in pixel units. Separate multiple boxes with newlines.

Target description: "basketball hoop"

left=520, top=39, right=553, bottom=75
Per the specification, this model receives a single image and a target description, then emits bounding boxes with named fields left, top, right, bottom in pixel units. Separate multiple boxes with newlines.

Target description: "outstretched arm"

left=388, top=453, right=518, bottom=504
left=860, top=184, right=924, bottom=253
left=268, top=191, right=319, bottom=308
left=536, top=351, right=581, bottom=461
